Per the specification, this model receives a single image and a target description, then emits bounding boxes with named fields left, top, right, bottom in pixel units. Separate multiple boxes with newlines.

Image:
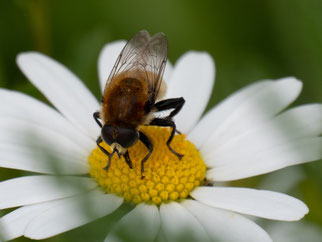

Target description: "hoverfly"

left=93, top=30, right=185, bottom=178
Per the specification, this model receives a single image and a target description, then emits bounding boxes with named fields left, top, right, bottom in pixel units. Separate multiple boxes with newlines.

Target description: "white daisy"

left=0, top=40, right=321, bottom=242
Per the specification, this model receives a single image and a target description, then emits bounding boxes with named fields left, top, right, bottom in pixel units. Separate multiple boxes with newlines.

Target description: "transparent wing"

left=104, top=30, right=168, bottom=103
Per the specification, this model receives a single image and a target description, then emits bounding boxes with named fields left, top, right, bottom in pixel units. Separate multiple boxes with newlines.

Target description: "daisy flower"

left=0, top=39, right=321, bottom=242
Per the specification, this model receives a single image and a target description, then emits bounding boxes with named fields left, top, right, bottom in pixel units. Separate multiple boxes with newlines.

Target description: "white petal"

left=0, top=176, right=97, bottom=209
left=190, top=78, right=302, bottom=151
left=205, top=104, right=322, bottom=168
left=182, top=200, right=272, bottom=242
left=105, top=204, right=160, bottom=242
left=202, top=77, right=302, bottom=154
left=160, top=202, right=210, bottom=242
left=98, top=41, right=126, bottom=92
left=166, top=52, right=215, bottom=133
left=24, top=190, right=123, bottom=240
left=0, top=117, right=88, bottom=157
left=272, top=104, right=322, bottom=137
left=0, top=89, right=94, bottom=151
left=0, top=201, right=57, bottom=241
left=0, top=117, right=89, bottom=174
left=191, top=187, right=308, bottom=221
left=207, top=136, right=322, bottom=181
left=0, top=148, right=88, bottom=175
left=16, top=52, right=100, bottom=139
left=189, top=80, right=272, bottom=148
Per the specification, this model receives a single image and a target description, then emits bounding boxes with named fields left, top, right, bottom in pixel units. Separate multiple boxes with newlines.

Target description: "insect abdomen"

left=103, top=78, right=147, bottom=128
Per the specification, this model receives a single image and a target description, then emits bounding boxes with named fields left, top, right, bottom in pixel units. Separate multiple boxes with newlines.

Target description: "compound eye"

left=116, top=128, right=139, bottom=148
left=101, top=125, right=114, bottom=145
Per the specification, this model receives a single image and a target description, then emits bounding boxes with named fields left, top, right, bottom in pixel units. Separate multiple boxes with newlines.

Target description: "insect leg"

left=123, top=151, right=133, bottom=169
left=150, top=118, right=183, bottom=160
left=96, top=136, right=112, bottom=171
left=153, top=97, right=185, bottom=119
left=139, top=131, right=153, bottom=179
left=93, top=111, right=102, bottom=128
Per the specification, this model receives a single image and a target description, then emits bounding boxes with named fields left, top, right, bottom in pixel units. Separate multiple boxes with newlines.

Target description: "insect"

left=93, top=30, right=185, bottom=178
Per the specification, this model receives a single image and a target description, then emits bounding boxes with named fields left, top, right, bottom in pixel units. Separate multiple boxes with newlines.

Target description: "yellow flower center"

left=88, top=126, right=206, bottom=205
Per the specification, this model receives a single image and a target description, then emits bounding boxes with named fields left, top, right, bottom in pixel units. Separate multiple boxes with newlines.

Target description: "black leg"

left=96, top=136, right=113, bottom=171
left=123, top=151, right=133, bottom=169
left=153, top=97, right=185, bottom=119
left=150, top=118, right=183, bottom=160
left=139, top=131, right=153, bottom=179
left=93, top=111, right=102, bottom=128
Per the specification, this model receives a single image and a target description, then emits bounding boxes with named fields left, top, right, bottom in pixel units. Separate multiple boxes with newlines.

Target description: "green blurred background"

left=0, top=0, right=321, bottom=241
